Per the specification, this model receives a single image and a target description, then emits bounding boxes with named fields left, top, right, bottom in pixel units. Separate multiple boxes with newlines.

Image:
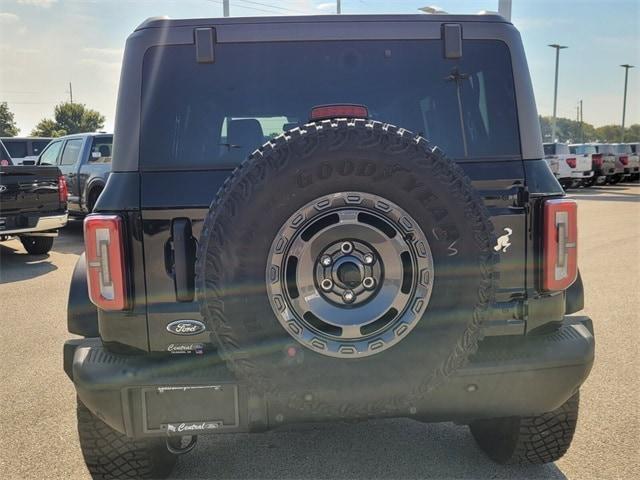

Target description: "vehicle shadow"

left=54, top=219, right=86, bottom=256
left=0, top=243, right=58, bottom=284
left=174, top=418, right=567, bottom=480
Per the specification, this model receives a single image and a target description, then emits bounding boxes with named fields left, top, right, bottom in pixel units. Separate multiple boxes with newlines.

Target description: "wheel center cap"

left=336, top=260, right=362, bottom=287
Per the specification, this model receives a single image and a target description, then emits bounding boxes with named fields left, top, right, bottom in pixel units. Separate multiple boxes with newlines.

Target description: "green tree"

left=593, top=125, right=622, bottom=143
left=623, top=124, right=640, bottom=143
left=0, top=102, right=20, bottom=137
left=31, top=102, right=105, bottom=137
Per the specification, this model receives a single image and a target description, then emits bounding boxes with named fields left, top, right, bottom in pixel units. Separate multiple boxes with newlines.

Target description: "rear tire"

left=20, top=235, right=54, bottom=255
left=87, top=188, right=103, bottom=213
left=77, top=399, right=177, bottom=479
left=469, top=391, right=579, bottom=465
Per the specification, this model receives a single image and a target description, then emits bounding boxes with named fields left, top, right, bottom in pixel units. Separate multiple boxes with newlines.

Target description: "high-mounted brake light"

left=58, top=175, right=68, bottom=203
left=542, top=199, right=578, bottom=291
left=310, top=104, right=369, bottom=121
left=592, top=153, right=603, bottom=168
left=566, top=157, right=577, bottom=168
left=84, top=215, right=128, bottom=310
left=619, top=155, right=629, bottom=166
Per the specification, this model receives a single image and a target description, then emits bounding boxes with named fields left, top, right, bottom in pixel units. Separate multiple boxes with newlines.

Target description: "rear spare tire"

left=197, top=119, right=497, bottom=415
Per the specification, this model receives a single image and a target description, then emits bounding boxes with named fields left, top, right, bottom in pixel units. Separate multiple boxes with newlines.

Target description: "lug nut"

left=320, top=255, right=332, bottom=267
left=362, top=277, right=376, bottom=289
left=320, top=279, right=333, bottom=291
left=340, top=242, right=353, bottom=254
left=363, top=253, right=375, bottom=265
left=342, top=290, right=355, bottom=303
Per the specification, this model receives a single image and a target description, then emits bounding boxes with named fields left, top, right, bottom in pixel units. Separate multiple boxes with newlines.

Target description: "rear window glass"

left=596, top=144, right=614, bottom=154
left=543, top=144, right=568, bottom=155
left=140, top=40, right=520, bottom=170
left=4, top=140, right=28, bottom=159
left=613, top=144, right=631, bottom=154
left=32, top=140, right=51, bottom=155
left=89, top=136, right=113, bottom=163
left=569, top=145, right=596, bottom=155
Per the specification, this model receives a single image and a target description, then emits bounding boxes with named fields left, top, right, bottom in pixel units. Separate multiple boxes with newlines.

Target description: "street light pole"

left=223, top=0, right=229, bottom=17
left=548, top=44, right=568, bottom=143
left=337, top=0, right=341, bottom=14
left=620, top=64, right=634, bottom=142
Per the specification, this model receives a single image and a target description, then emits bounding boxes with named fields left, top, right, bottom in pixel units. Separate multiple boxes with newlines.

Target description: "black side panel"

left=566, top=270, right=584, bottom=314
left=67, top=253, right=99, bottom=337
left=93, top=173, right=149, bottom=352
left=141, top=170, right=233, bottom=352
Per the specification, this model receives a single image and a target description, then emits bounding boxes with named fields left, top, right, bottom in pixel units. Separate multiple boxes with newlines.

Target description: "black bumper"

left=65, top=316, right=595, bottom=439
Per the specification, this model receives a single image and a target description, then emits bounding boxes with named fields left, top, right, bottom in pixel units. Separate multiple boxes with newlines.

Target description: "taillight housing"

left=58, top=175, right=68, bottom=203
left=619, top=155, right=629, bottom=166
left=310, top=104, right=369, bottom=121
left=566, top=157, right=577, bottom=168
left=84, top=215, right=128, bottom=310
left=542, top=199, right=578, bottom=292
left=592, top=153, right=603, bottom=168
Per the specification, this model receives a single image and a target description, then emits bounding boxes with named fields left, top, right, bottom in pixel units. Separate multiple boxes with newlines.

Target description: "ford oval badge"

left=166, top=320, right=206, bottom=336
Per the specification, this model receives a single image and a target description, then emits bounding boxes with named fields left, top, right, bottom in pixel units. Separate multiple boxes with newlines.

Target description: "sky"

left=0, top=0, right=638, bottom=135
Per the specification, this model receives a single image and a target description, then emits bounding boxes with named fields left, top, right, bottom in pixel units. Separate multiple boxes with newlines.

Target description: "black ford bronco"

left=64, top=13, right=594, bottom=479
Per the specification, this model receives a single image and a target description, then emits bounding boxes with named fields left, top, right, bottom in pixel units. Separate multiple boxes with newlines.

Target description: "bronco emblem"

left=494, top=227, right=513, bottom=253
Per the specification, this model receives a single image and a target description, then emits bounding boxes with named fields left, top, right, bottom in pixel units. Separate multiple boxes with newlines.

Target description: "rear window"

left=613, top=144, right=631, bottom=154
left=543, top=144, right=569, bottom=155
left=89, top=136, right=113, bottom=163
left=569, top=145, right=596, bottom=155
left=596, top=144, right=614, bottom=155
left=32, top=140, right=51, bottom=156
left=140, top=40, right=520, bottom=170
left=4, top=140, right=28, bottom=159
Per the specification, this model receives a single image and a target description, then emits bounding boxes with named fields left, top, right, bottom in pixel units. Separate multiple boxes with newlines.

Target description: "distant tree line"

left=539, top=115, right=640, bottom=144
left=1, top=101, right=638, bottom=145
left=0, top=101, right=104, bottom=138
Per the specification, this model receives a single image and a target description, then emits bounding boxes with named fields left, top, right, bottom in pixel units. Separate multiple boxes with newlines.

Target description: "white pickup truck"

left=544, top=142, right=592, bottom=189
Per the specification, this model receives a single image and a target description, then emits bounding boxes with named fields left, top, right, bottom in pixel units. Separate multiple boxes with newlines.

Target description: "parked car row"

left=544, top=142, right=640, bottom=189
left=0, top=133, right=113, bottom=255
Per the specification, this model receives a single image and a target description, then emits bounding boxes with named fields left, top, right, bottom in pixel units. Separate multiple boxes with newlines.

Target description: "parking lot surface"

left=0, top=184, right=638, bottom=479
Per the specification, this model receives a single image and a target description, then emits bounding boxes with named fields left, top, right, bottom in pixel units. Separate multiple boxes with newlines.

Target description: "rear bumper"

left=571, top=170, right=593, bottom=179
left=0, top=213, right=67, bottom=236
left=65, top=316, right=594, bottom=438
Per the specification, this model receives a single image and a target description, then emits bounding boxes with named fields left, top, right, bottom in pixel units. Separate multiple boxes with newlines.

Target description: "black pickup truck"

left=64, top=13, right=594, bottom=479
left=37, top=132, right=113, bottom=215
left=0, top=140, right=68, bottom=254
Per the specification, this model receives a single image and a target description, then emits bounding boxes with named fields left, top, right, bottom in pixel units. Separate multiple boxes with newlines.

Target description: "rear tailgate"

left=574, top=154, right=591, bottom=173
left=0, top=165, right=62, bottom=218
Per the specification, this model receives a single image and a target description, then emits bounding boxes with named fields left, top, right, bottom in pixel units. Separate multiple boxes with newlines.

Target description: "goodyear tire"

left=197, top=119, right=497, bottom=416
left=469, top=391, right=580, bottom=464
left=77, top=399, right=177, bottom=479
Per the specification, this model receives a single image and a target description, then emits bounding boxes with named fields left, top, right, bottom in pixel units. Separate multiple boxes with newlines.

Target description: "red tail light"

left=566, top=157, right=577, bottom=168
left=542, top=199, right=578, bottom=292
left=58, top=175, right=68, bottom=203
left=620, top=155, right=628, bottom=166
left=310, top=104, right=369, bottom=121
left=592, top=153, right=603, bottom=168
left=0, top=159, right=9, bottom=166
left=84, top=215, right=128, bottom=310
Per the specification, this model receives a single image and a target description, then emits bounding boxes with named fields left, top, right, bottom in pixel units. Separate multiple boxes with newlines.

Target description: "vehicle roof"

left=0, top=136, right=52, bottom=141
left=51, top=132, right=113, bottom=140
left=136, top=13, right=510, bottom=31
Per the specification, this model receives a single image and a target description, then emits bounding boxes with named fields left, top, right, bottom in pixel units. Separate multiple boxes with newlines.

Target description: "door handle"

left=170, top=218, right=196, bottom=302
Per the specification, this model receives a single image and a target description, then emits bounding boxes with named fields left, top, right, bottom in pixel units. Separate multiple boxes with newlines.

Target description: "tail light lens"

left=620, top=155, right=629, bottom=166
left=310, top=104, right=369, bottom=121
left=84, top=215, right=128, bottom=310
left=542, top=199, right=578, bottom=291
left=592, top=153, right=603, bottom=167
left=58, top=175, right=68, bottom=203
left=566, top=157, right=577, bottom=168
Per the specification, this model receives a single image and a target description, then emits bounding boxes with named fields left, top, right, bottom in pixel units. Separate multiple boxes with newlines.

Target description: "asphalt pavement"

left=0, top=184, right=638, bottom=479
